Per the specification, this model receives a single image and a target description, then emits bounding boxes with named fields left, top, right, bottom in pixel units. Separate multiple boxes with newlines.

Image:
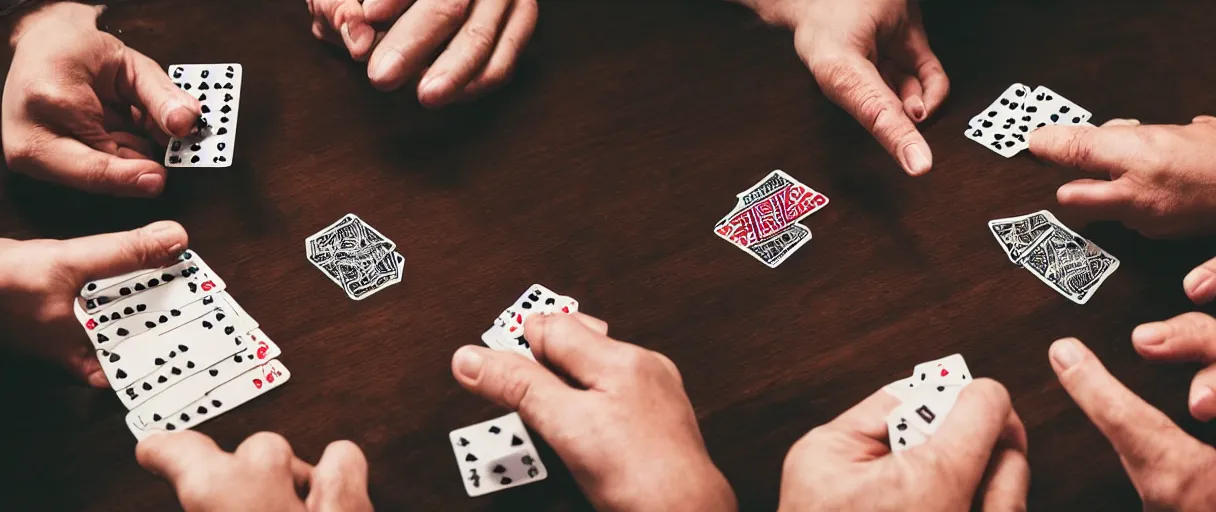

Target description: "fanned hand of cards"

left=72, top=251, right=290, bottom=440
left=165, top=64, right=242, bottom=167
left=306, top=214, right=405, bottom=300
left=714, top=170, right=830, bottom=268
left=966, top=83, right=1094, bottom=157
left=481, top=284, right=578, bottom=361
left=449, top=412, right=548, bottom=497
left=989, top=210, right=1119, bottom=304
left=884, top=354, right=973, bottom=452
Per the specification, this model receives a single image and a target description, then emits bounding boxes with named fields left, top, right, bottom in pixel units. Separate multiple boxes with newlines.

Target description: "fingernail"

left=910, top=98, right=926, bottom=121
left=144, top=221, right=184, bottom=253
left=162, top=100, right=192, bottom=136
left=363, top=0, right=378, bottom=14
left=340, top=23, right=353, bottom=46
left=1131, top=322, right=1168, bottom=347
left=902, top=144, right=931, bottom=176
left=1050, top=338, right=1084, bottom=370
left=135, top=174, right=164, bottom=195
left=1184, top=267, right=1214, bottom=299
left=369, top=54, right=396, bottom=83
left=1191, top=387, right=1216, bottom=421
left=454, top=347, right=484, bottom=380
left=419, top=76, right=452, bottom=106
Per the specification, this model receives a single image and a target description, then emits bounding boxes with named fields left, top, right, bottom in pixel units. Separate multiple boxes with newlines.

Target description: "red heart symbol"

left=85, top=319, right=97, bottom=330
left=562, top=307, right=571, bottom=314
left=513, top=313, right=523, bottom=324
left=253, top=378, right=263, bottom=389
left=940, top=369, right=949, bottom=377
left=267, top=373, right=276, bottom=383
left=256, top=342, right=269, bottom=359
left=201, top=281, right=215, bottom=291
left=509, top=326, right=518, bottom=333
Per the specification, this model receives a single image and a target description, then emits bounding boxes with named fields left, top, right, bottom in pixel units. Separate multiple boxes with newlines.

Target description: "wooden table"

left=3, top=0, right=1216, bottom=509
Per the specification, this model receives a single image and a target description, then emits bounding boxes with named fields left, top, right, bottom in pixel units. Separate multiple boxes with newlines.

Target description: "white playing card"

left=165, top=64, right=243, bottom=168
left=118, top=328, right=279, bottom=410
left=893, top=385, right=962, bottom=436
left=887, top=411, right=928, bottom=452
left=911, top=354, right=972, bottom=388
left=1020, top=220, right=1120, bottom=305
left=885, top=354, right=973, bottom=450
left=450, top=412, right=548, bottom=497
left=966, top=83, right=1033, bottom=158
left=484, top=285, right=581, bottom=360
left=80, top=267, right=161, bottom=299
left=988, top=211, right=1057, bottom=265
left=129, top=359, right=291, bottom=440
left=81, top=251, right=223, bottom=314
left=1026, top=86, right=1092, bottom=129
left=74, top=261, right=225, bottom=334
left=97, top=306, right=245, bottom=389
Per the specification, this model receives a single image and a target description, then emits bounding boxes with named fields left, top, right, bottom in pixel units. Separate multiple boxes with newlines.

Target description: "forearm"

left=724, top=0, right=800, bottom=26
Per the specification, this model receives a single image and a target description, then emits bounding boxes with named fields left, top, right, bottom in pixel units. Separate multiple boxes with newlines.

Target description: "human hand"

left=777, top=380, right=1028, bottom=511
left=2, top=3, right=201, bottom=197
left=450, top=313, right=736, bottom=512
left=1050, top=337, right=1216, bottom=510
left=361, top=0, right=538, bottom=108
left=1028, top=116, right=1216, bottom=239
left=136, top=431, right=373, bottom=512
left=0, top=221, right=187, bottom=387
left=738, top=0, right=947, bottom=176
left=1131, top=312, right=1216, bottom=422
left=306, top=0, right=376, bottom=62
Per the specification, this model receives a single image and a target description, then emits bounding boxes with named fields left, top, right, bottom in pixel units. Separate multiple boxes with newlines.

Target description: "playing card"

left=338, top=249, right=404, bottom=301
left=306, top=214, right=401, bottom=299
left=165, top=64, right=243, bottom=168
left=1020, top=223, right=1119, bottom=304
left=81, top=251, right=221, bottom=313
left=887, top=412, right=928, bottom=452
left=714, top=170, right=828, bottom=268
left=966, top=84, right=1033, bottom=157
left=911, top=353, right=972, bottom=388
left=885, top=354, right=973, bottom=451
left=128, top=359, right=290, bottom=440
left=1026, top=86, right=1092, bottom=129
left=988, top=211, right=1057, bottom=264
left=482, top=285, right=577, bottom=360
left=74, top=264, right=225, bottom=335
left=450, top=412, right=548, bottom=497
left=96, top=306, right=245, bottom=388
left=118, top=328, right=279, bottom=410
left=80, top=292, right=228, bottom=350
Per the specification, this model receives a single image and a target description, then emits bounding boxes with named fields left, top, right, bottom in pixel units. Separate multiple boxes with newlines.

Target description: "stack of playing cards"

left=989, top=210, right=1119, bottom=305
left=450, top=412, right=548, bottom=497
left=965, top=83, right=1094, bottom=157
left=72, top=251, right=290, bottom=440
left=884, top=354, right=973, bottom=452
left=481, top=284, right=579, bottom=361
left=165, top=63, right=243, bottom=167
left=306, top=214, right=405, bottom=301
left=714, top=170, right=830, bottom=268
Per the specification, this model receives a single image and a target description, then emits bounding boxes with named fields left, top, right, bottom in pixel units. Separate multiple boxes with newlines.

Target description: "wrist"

left=599, top=458, right=737, bottom=512
left=731, top=0, right=803, bottom=27
left=9, top=1, right=100, bottom=48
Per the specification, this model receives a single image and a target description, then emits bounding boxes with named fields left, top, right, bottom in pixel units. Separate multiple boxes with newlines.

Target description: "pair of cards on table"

left=966, top=83, right=1094, bottom=157
left=480, top=284, right=579, bottom=361
left=72, top=251, right=290, bottom=439
left=164, top=63, right=243, bottom=168
left=988, top=210, right=1119, bottom=305
left=884, top=354, right=973, bottom=452
left=714, top=170, right=830, bottom=268
left=306, top=214, right=405, bottom=301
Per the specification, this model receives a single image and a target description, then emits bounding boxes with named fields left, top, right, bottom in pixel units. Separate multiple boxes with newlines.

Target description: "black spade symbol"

left=108, top=353, right=121, bottom=363
left=488, top=426, right=501, bottom=434
left=981, top=121, right=993, bottom=128
left=465, top=454, right=478, bottom=462
left=457, top=437, right=470, bottom=447
left=220, top=105, right=232, bottom=114
left=190, top=155, right=200, bottom=164
left=216, top=313, right=226, bottom=321
left=190, top=143, right=202, bottom=152
left=117, top=328, right=129, bottom=336
left=492, top=465, right=506, bottom=474
left=224, top=326, right=235, bottom=335
left=157, top=375, right=168, bottom=383
left=149, top=279, right=160, bottom=287
left=209, top=369, right=219, bottom=376
left=166, top=424, right=176, bottom=431
left=120, top=287, right=132, bottom=296
left=86, top=299, right=96, bottom=309
left=201, top=105, right=210, bottom=114
left=1000, top=98, right=1009, bottom=105
left=197, top=406, right=208, bottom=414
left=116, top=369, right=127, bottom=379
left=201, top=70, right=209, bottom=78
left=224, top=83, right=233, bottom=89
left=97, top=334, right=109, bottom=343
left=153, top=414, right=162, bottom=421
left=199, top=82, right=210, bottom=90
left=171, top=367, right=182, bottom=375
left=154, top=358, right=166, bottom=365
left=235, top=355, right=244, bottom=363
left=137, top=304, right=147, bottom=312
left=180, top=413, right=190, bottom=421
left=213, top=82, right=222, bottom=90
left=179, top=344, right=188, bottom=352
left=142, top=383, right=152, bottom=391
left=183, top=83, right=191, bottom=90
left=217, top=127, right=228, bottom=135
left=124, top=307, right=135, bottom=315
left=145, top=321, right=156, bottom=329
left=211, top=400, right=222, bottom=407
left=111, top=312, right=121, bottom=320
left=170, top=309, right=181, bottom=317
left=202, top=321, right=213, bottom=329
left=186, top=361, right=195, bottom=369
left=172, top=68, right=183, bottom=78
left=198, top=93, right=207, bottom=101
left=511, top=435, right=523, bottom=446
left=1060, top=106, right=1072, bottom=114
left=500, top=477, right=512, bottom=485
left=1051, top=114, right=1061, bottom=122
left=168, top=351, right=176, bottom=358
left=158, top=315, right=168, bottom=323
left=134, top=283, right=145, bottom=292
left=994, top=134, right=1005, bottom=141
left=224, top=93, right=234, bottom=102
left=87, top=283, right=97, bottom=291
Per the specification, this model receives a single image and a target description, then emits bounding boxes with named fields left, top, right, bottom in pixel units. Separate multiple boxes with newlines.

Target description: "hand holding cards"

left=72, top=250, right=291, bottom=439
left=165, top=64, right=243, bottom=167
left=884, top=354, right=972, bottom=451
left=480, top=284, right=579, bottom=361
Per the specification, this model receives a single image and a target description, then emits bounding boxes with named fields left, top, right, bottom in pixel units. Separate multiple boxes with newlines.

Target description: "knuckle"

left=612, top=346, right=656, bottom=375
left=245, top=431, right=293, bottom=457
left=460, top=23, right=497, bottom=56
left=652, top=352, right=683, bottom=384
left=325, top=440, right=367, bottom=468
left=24, top=82, right=76, bottom=112
left=427, top=0, right=472, bottom=25
left=1063, top=130, right=1098, bottom=166
left=177, top=477, right=218, bottom=510
left=1140, top=470, right=1189, bottom=508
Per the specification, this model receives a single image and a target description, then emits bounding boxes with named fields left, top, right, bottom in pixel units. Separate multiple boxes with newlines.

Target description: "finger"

left=115, top=47, right=201, bottom=138
left=570, top=312, right=608, bottom=336
left=1189, top=364, right=1216, bottom=422
left=418, top=0, right=510, bottom=109
left=292, top=456, right=315, bottom=491
left=523, top=313, right=633, bottom=387
left=799, top=42, right=931, bottom=176
left=1184, top=256, right=1216, bottom=305
left=458, top=0, right=536, bottom=100
left=1055, top=178, right=1137, bottom=224
left=109, top=131, right=155, bottom=159
left=306, top=440, right=373, bottom=512
left=367, top=0, right=473, bottom=92
left=450, top=345, right=578, bottom=432
left=1102, top=118, right=1141, bottom=127
left=1193, top=115, right=1216, bottom=126
left=136, top=431, right=226, bottom=482
left=926, top=379, right=1016, bottom=489
left=1028, top=124, right=1152, bottom=175
left=317, top=0, right=376, bottom=61
left=18, top=137, right=167, bottom=197
left=56, top=221, right=188, bottom=282
left=362, top=0, right=417, bottom=23
left=822, top=386, right=901, bottom=443
left=889, top=14, right=948, bottom=121
left=976, top=445, right=1031, bottom=512
left=1049, top=338, right=1200, bottom=474
left=1132, top=312, right=1216, bottom=364
left=233, top=432, right=297, bottom=474
left=84, top=356, right=109, bottom=388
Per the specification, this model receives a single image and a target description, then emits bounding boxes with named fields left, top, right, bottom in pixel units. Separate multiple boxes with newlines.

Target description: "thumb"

left=922, top=379, right=1018, bottom=492
left=1049, top=338, right=1207, bottom=482
left=1183, top=255, right=1216, bottom=305
left=115, top=46, right=201, bottom=138
left=306, top=440, right=373, bottom=512
left=451, top=345, right=578, bottom=434
left=135, top=431, right=226, bottom=483
left=57, top=221, right=188, bottom=283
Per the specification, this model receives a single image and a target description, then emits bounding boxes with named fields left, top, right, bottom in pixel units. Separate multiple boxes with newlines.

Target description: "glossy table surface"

left=2, top=0, right=1216, bottom=510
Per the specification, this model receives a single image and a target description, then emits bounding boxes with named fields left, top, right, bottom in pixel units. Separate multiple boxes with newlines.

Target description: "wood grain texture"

left=2, top=0, right=1216, bottom=510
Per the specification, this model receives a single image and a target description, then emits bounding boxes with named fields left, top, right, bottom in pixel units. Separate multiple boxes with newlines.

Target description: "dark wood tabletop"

left=3, top=0, right=1216, bottom=510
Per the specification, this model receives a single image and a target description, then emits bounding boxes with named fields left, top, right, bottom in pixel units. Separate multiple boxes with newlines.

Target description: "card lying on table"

left=988, top=210, right=1119, bottom=304
left=884, top=354, right=973, bottom=451
left=450, top=412, right=547, bottom=497
left=69, top=250, right=291, bottom=439
left=480, top=284, right=579, bottom=361
left=966, top=83, right=1094, bottom=158
left=714, top=170, right=829, bottom=268
left=164, top=63, right=243, bottom=168
left=305, top=214, right=405, bottom=300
